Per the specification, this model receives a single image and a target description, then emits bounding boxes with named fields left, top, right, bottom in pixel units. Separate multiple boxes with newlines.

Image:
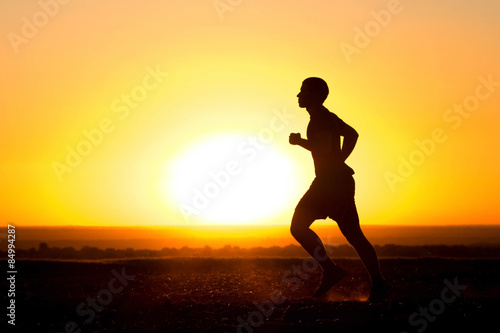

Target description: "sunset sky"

left=1, top=0, right=499, bottom=229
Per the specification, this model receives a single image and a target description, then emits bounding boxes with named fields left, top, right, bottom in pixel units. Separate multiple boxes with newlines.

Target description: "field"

left=3, top=258, right=499, bottom=332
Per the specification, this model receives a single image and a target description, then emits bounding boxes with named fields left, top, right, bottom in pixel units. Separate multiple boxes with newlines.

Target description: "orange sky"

left=1, top=0, right=499, bottom=229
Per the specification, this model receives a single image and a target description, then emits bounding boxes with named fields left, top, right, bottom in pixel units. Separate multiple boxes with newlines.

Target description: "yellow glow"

left=1, top=1, right=499, bottom=230
left=164, top=134, right=298, bottom=224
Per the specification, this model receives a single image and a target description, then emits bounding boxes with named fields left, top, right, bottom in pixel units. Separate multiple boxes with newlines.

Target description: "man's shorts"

left=295, top=171, right=355, bottom=221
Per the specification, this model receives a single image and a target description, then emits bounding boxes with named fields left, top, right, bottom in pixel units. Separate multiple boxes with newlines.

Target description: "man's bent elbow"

left=343, top=127, right=358, bottom=140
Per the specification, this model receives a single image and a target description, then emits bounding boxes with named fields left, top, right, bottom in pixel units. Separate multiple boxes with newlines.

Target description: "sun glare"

left=164, top=134, right=298, bottom=225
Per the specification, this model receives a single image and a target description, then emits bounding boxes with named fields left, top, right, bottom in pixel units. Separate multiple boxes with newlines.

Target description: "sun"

left=163, top=134, right=298, bottom=225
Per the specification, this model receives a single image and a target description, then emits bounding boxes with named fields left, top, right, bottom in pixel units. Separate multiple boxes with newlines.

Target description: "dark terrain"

left=2, top=257, right=499, bottom=332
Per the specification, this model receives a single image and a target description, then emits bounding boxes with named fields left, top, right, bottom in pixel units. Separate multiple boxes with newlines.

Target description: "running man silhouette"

left=289, top=77, right=389, bottom=301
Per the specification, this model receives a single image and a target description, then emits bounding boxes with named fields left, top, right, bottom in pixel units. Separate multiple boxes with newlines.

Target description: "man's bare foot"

left=312, top=266, right=346, bottom=298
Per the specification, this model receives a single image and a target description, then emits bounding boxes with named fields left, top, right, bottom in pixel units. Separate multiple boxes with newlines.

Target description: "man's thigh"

left=291, top=207, right=322, bottom=230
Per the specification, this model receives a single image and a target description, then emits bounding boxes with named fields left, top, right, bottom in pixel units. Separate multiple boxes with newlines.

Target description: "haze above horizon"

left=2, top=1, right=499, bottom=230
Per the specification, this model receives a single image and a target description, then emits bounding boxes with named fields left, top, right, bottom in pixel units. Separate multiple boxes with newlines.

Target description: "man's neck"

left=306, top=104, right=328, bottom=117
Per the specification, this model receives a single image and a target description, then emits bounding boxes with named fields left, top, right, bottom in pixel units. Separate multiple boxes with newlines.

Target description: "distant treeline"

left=4, top=242, right=500, bottom=260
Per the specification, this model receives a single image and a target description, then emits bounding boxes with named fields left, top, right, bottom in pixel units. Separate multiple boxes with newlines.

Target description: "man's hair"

left=303, top=77, right=329, bottom=103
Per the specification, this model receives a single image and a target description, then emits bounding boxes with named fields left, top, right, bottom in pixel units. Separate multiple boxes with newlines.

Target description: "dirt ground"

left=3, top=258, right=499, bottom=332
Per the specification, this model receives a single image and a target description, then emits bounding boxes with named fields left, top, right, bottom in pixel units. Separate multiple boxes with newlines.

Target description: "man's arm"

left=290, top=121, right=359, bottom=160
left=340, top=124, right=358, bottom=161
left=289, top=132, right=312, bottom=150
left=289, top=132, right=332, bottom=153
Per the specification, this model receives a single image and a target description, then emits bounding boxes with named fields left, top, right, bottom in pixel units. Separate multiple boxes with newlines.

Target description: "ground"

left=2, top=258, right=499, bottom=332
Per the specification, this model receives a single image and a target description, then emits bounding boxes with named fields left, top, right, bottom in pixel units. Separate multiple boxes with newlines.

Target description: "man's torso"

left=307, top=108, right=354, bottom=178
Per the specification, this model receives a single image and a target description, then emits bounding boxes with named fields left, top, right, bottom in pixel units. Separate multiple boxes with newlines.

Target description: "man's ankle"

left=371, top=276, right=385, bottom=287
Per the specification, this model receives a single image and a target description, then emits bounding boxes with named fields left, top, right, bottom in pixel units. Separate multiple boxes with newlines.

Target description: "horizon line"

left=13, top=224, right=500, bottom=228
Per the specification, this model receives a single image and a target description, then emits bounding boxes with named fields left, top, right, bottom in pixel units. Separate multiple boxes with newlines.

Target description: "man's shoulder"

left=325, top=109, right=342, bottom=121
left=310, top=109, right=343, bottom=128
left=325, top=109, right=348, bottom=129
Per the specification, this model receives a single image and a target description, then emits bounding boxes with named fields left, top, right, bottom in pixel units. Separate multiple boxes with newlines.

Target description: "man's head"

left=297, top=77, right=329, bottom=108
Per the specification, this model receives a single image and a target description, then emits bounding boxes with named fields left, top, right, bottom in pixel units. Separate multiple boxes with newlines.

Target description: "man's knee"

left=290, top=220, right=309, bottom=241
left=290, top=208, right=316, bottom=239
left=290, top=223, right=303, bottom=240
left=339, top=224, right=368, bottom=247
